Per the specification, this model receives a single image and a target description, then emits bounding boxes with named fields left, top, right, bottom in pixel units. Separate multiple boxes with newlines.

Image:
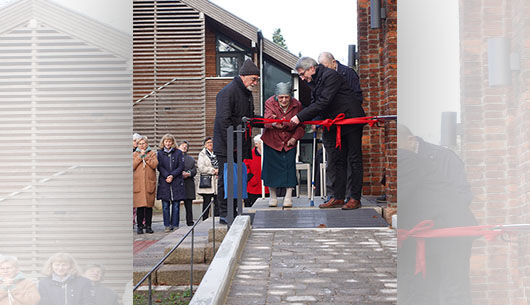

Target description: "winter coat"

left=38, top=275, right=94, bottom=305
left=90, top=284, right=119, bottom=305
left=0, top=274, right=40, bottom=305
left=261, top=96, right=305, bottom=152
left=398, top=137, right=477, bottom=230
left=196, top=148, right=218, bottom=195
left=181, top=152, right=197, bottom=200
left=213, top=76, right=255, bottom=159
left=133, top=149, right=158, bottom=208
left=336, top=60, right=363, bottom=103
left=296, top=65, right=365, bottom=134
left=156, top=148, right=185, bottom=202
left=243, top=147, right=269, bottom=195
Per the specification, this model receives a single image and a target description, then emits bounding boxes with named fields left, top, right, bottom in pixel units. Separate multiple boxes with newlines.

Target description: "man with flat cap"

left=214, top=59, right=260, bottom=224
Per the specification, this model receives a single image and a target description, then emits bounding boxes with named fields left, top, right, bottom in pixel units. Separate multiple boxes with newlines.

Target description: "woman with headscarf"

left=133, top=136, right=159, bottom=234
left=38, top=253, right=94, bottom=305
left=261, top=82, right=305, bottom=207
left=156, top=134, right=185, bottom=232
left=197, top=137, right=219, bottom=220
left=0, top=256, right=40, bottom=305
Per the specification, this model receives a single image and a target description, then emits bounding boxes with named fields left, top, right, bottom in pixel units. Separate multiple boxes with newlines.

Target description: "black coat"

left=38, top=275, right=94, bottom=305
left=296, top=65, right=365, bottom=129
left=181, top=152, right=197, bottom=200
left=337, top=61, right=363, bottom=103
left=398, top=138, right=477, bottom=229
left=213, top=76, right=255, bottom=159
left=156, top=148, right=186, bottom=201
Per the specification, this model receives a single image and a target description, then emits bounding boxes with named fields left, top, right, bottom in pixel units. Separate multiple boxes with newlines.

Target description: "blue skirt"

left=262, top=143, right=298, bottom=188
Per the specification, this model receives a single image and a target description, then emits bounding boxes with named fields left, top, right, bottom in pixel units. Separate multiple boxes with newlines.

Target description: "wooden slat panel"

left=133, top=0, right=206, bottom=158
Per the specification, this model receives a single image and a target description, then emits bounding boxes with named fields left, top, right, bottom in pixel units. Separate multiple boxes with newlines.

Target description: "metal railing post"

left=236, top=125, right=243, bottom=216
left=148, top=274, right=152, bottom=305
left=212, top=200, right=216, bottom=254
left=227, top=126, right=234, bottom=227
left=190, top=226, right=194, bottom=295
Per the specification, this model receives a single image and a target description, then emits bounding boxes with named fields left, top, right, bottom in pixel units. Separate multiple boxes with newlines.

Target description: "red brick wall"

left=357, top=0, right=397, bottom=205
left=460, top=0, right=530, bottom=303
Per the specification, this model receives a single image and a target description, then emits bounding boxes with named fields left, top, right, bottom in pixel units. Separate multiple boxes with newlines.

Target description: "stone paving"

left=224, top=228, right=397, bottom=305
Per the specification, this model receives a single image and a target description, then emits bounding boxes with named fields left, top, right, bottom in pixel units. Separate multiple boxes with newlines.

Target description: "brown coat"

left=133, top=150, right=158, bottom=208
left=0, top=277, right=40, bottom=305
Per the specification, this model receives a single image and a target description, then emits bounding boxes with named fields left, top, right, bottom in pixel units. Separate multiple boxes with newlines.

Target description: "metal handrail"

left=133, top=199, right=217, bottom=303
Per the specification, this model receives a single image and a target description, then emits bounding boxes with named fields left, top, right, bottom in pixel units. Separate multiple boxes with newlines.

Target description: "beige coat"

left=0, top=278, right=40, bottom=305
left=196, top=148, right=218, bottom=195
left=133, top=150, right=158, bottom=207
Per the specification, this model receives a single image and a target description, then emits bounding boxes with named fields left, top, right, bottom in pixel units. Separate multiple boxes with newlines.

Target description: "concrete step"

left=163, top=227, right=226, bottom=264
left=157, top=264, right=209, bottom=286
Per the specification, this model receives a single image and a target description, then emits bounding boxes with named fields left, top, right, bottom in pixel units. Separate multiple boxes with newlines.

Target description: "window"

left=262, top=58, right=291, bottom=104
left=216, top=35, right=251, bottom=77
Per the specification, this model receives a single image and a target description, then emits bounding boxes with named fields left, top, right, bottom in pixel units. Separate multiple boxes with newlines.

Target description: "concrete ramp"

left=253, top=208, right=389, bottom=229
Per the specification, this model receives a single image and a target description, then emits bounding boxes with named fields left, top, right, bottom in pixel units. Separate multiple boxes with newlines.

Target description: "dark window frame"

left=216, top=34, right=251, bottom=77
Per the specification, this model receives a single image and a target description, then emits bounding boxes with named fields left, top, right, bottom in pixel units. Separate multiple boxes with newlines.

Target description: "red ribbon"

left=250, top=114, right=384, bottom=149
left=397, top=220, right=502, bottom=277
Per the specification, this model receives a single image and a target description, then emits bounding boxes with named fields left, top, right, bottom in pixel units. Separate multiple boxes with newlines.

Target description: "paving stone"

left=224, top=228, right=396, bottom=305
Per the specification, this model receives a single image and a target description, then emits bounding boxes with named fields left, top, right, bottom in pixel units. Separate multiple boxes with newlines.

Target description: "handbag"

left=199, top=174, right=212, bottom=188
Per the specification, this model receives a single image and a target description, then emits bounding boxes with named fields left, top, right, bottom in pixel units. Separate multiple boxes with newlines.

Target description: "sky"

left=210, top=0, right=357, bottom=64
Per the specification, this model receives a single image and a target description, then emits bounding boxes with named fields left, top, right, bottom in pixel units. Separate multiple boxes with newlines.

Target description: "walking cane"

left=310, top=130, right=317, bottom=207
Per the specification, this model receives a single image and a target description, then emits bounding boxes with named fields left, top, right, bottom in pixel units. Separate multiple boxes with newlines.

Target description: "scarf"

left=205, top=148, right=218, bottom=169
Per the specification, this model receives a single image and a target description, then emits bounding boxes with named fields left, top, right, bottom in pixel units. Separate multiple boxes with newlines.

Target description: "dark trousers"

left=217, top=155, right=238, bottom=219
left=244, top=193, right=261, bottom=207
left=322, top=125, right=363, bottom=200
left=201, top=194, right=218, bottom=220
left=398, top=237, right=474, bottom=305
left=182, top=199, right=194, bottom=226
left=136, top=207, right=152, bottom=228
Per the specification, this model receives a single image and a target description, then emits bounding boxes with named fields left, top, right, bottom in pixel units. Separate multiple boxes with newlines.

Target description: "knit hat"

left=239, top=59, right=260, bottom=76
left=274, top=82, right=292, bottom=96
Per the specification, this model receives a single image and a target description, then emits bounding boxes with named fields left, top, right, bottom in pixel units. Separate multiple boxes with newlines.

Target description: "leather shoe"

left=318, top=198, right=345, bottom=209
left=342, top=198, right=361, bottom=210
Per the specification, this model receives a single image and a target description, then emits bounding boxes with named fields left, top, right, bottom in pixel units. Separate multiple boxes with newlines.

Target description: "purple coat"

left=156, top=148, right=186, bottom=201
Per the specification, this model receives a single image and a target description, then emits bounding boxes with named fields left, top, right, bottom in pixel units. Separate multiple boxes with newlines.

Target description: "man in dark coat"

left=178, top=140, right=197, bottom=226
left=318, top=52, right=364, bottom=202
left=291, top=56, right=365, bottom=210
left=397, top=124, right=476, bottom=305
left=213, top=59, right=259, bottom=224
left=318, top=52, right=363, bottom=103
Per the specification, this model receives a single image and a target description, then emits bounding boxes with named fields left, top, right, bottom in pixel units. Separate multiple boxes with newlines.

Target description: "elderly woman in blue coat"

left=157, top=134, right=185, bottom=232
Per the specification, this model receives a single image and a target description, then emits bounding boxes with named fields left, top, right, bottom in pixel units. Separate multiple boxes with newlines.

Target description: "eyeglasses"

left=249, top=76, right=260, bottom=83
left=298, top=70, right=306, bottom=77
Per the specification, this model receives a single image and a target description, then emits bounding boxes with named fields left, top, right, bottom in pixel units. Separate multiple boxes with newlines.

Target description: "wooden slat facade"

left=133, top=0, right=205, bottom=155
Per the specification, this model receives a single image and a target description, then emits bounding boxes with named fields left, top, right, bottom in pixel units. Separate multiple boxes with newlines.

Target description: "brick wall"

left=357, top=0, right=397, bottom=205
left=460, top=0, right=530, bottom=303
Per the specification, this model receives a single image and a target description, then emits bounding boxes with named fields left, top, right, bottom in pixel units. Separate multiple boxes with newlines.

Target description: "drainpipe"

left=257, top=30, right=264, bottom=116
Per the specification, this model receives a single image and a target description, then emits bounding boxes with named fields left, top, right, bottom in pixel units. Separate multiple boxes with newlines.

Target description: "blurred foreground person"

left=39, top=253, right=93, bottom=305
left=83, top=265, right=119, bottom=305
left=0, top=256, right=39, bottom=305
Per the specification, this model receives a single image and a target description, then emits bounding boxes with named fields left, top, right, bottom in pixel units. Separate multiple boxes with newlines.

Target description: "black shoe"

left=219, top=217, right=228, bottom=225
left=145, top=227, right=154, bottom=234
left=136, top=227, right=144, bottom=234
left=187, top=222, right=194, bottom=226
left=376, top=195, right=387, bottom=203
